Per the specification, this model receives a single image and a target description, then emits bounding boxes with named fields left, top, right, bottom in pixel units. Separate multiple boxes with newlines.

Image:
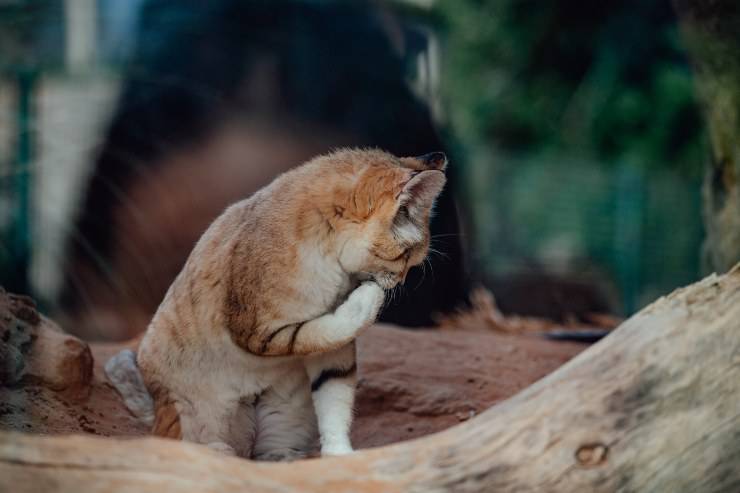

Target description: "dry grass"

left=434, top=286, right=621, bottom=334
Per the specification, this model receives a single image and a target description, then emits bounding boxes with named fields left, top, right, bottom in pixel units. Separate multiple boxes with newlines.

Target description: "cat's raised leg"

left=253, top=281, right=384, bottom=356
left=304, top=341, right=357, bottom=456
left=252, top=370, right=318, bottom=461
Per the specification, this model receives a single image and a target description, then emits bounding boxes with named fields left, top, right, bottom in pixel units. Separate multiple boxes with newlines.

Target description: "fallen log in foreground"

left=1, top=265, right=739, bottom=492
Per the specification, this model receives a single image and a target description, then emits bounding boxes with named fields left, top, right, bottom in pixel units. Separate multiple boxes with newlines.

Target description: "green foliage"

left=0, top=0, right=61, bottom=73
left=434, top=0, right=707, bottom=312
left=438, top=0, right=704, bottom=175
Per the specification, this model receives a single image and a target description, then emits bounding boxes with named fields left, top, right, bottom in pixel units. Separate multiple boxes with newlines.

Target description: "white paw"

left=342, top=281, right=384, bottom=327
left=207, top=441, right=237, bottom=456
left=321, top=444, right=354, bottom=456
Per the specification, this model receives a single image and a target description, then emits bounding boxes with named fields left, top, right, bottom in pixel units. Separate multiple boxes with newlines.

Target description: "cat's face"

left=331, top=152, right=447, bottom=289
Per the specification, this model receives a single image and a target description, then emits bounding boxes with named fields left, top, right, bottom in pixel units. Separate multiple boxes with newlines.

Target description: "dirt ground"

left=0, top=284, right=586, bottom=450
left=353, top=325, right=584, bottom=448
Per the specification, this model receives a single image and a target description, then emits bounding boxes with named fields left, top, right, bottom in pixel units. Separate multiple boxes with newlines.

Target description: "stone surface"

left=0, top=288, right=93, bottom=401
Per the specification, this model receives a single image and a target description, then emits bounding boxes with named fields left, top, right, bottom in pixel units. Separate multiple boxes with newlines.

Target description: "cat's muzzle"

left=373, top=272, right=400, bottom=290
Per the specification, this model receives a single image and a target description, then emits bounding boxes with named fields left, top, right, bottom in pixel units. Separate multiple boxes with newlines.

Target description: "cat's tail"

left=104, top=349, right=155, bottom=427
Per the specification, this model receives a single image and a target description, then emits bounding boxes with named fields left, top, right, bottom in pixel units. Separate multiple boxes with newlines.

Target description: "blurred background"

left=0, top=0, right=718, bottom=340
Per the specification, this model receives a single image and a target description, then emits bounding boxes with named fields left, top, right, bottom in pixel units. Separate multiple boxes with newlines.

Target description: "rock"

left=0, top=288, right=93, bottom=400
left=0, top=342, right=24, bottom=384
left=22, top=317, right=94, bottom=400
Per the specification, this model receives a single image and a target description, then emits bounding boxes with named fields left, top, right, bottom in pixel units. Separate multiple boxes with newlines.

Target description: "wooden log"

left=1, top=265, right=740, bottom=492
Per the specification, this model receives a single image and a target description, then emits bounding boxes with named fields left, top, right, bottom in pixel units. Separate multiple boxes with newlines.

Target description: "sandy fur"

left=108, top=148, right=447, bottom=459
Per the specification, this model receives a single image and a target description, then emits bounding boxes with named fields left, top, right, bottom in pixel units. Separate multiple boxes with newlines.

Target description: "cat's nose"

left=416, top=152, right=447, bottom=171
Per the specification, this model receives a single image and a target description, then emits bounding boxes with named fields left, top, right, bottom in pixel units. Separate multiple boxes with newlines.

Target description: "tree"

left=673, top=0, right=740, bottom=273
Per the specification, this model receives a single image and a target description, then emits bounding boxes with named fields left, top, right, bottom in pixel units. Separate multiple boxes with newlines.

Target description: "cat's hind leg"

left=163, top=389, right=257, bottom=458
left=252, top=370, right=318, bottom=461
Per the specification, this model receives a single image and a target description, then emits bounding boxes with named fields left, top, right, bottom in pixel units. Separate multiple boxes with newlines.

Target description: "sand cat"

left=106, top=148, right=447, bottom=460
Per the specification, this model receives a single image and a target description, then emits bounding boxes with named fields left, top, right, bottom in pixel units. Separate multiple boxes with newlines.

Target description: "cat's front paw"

left=321, top=444, right=354, bottom=456
left=206, top=441, right=237, bottom=456
left=341, top=281, right=384, bottom=328
left=373, top=271, right=399, bottom=290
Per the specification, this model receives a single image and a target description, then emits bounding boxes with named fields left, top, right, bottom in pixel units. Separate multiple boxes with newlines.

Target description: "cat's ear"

left=398, top=170, right=446, bottom=219
left=415, top=152, right=448, bottom=171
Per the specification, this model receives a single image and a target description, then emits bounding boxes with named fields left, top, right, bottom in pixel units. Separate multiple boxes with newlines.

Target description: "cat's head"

left=320, top=149, right=447, bottom=289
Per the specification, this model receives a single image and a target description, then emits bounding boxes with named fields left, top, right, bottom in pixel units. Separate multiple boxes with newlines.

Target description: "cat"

left=105, top=148, right=447, bottom=460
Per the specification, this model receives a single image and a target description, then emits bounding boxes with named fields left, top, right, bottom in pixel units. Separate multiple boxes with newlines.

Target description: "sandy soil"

left=1, top=289, right=585, bottom=450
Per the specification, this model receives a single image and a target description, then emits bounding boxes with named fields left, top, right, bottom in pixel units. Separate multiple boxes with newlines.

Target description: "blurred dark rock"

left=0, top=287, right=93, bottom=400
left=60, top=0, right=468, bottom=340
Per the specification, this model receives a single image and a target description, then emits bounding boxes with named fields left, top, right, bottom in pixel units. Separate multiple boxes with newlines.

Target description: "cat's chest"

left=291, top=250, right=352, bottom=315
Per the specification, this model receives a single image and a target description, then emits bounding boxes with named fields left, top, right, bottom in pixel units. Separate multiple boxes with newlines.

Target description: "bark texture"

left=1, top=265, right=739, bottom=492
left=674, top=0, right=740, bottom=272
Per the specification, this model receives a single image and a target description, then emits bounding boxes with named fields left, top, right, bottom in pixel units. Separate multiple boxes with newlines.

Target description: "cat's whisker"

left=381, top=288, right=392, bottom=310
left=426, top=247, right=450, bottom=261
left=413, top=257, right=428, bottom=291
left=424, top=256, right=436, bottom=282
left=398, top=283, right=407, bottom=300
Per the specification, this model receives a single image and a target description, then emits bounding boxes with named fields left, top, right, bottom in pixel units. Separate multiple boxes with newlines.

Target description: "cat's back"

left=140, top=154, right=350, bottom=354
left=140, top=170, right=303, bottom=342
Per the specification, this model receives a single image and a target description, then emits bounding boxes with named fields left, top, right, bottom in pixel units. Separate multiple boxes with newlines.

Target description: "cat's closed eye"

left=374, top=248, right=408, bottom=262
left=390, top=249, right=409, bottom=262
